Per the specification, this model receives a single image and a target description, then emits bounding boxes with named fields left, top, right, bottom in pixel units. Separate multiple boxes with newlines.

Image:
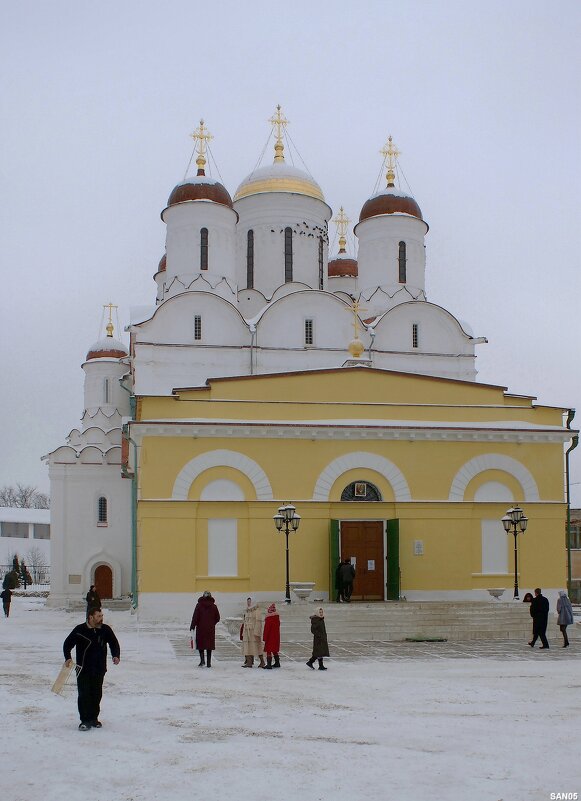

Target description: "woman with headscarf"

left=240, top=597, right=265, bottom=668
left=306, top=607, right=330, bottom=670
left=262, top=602, right=281, bottom=669
left=190, top=591, right=220, bottom=667
left=556, top=590, right=574, bottom=648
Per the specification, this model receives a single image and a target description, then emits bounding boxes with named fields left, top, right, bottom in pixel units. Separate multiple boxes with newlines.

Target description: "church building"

left=45, top=108, right=576, bottom=618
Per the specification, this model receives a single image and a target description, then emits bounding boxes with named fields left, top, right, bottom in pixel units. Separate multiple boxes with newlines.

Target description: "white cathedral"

left=45, top=108, right=490, bottom=607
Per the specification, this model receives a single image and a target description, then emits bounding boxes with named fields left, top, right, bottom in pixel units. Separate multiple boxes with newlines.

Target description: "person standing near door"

left=528, top=587, right=550, bottom=649
left=556, top=590, right=574, bottom=648
left=85, top=585, right=101, bottom=613
left=339, top=558, right=355, bottom=602
left=335, top=560, right=344, bottom=603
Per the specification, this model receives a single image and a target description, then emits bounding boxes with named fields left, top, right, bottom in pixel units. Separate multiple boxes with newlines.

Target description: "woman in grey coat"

left=556, top=590, right=574, bottom=647
left=306, top=607, right=329, bottom=670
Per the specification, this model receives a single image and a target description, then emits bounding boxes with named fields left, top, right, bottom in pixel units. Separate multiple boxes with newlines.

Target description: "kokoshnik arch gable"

left=44, top=110, right=576, bottom=618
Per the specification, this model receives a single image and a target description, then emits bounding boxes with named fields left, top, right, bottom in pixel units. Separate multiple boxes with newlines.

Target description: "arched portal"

left=94, top=565, right=113, bottom=600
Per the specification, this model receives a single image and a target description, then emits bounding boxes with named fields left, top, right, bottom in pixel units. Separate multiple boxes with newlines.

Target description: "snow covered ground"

left=1, top=597, right=579, bottom=801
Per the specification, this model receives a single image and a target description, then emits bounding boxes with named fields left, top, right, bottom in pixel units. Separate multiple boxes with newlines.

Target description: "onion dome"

left=359, top=135, right=423, bottom=223
left=158, top=254, right=166, bottom=273
left=86, top=318, right=128, bottom=361
left=234, top=105, right=325, bottom=202
left=166, top=120, right=233, bottom=209
left=328, top=207, right=358, bottom=276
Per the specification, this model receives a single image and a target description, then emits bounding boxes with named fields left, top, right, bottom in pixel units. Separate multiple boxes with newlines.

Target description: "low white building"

left=0, top=507, right=50, bottom=580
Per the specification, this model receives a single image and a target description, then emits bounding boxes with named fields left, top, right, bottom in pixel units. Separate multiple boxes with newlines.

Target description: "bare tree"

left=0, top=484, right=49, bottom=509
left=26, top=545, right=49, bottom=584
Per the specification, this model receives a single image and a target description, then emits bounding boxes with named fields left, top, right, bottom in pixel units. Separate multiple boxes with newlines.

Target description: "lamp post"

left=273, top=503, right=301, bottom=603
left=501, top=505, right=528, bottom=600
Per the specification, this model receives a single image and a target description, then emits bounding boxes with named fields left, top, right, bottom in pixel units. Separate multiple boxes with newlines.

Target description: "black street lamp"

left=273, top=503, right=301, bottom=603
left=501, top=505, right=528, bottom=600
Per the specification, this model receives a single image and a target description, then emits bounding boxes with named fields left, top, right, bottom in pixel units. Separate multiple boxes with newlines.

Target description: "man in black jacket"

left=63, top=606, right=120, bottom=730
left=529, top=587, right=550, bottom=649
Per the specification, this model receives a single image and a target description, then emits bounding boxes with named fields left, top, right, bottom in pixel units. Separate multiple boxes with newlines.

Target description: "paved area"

left=169, top=631, right=580, bottom=663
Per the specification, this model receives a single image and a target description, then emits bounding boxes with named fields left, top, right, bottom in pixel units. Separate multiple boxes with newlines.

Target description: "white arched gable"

left=313, top=452, right=411, bottom=502
left=172, top=450, right=273, bottom=501
left=372, top=301, right=474, bottom=354
left=258, top=290, right=356, bottom=350
left=448, top=454, right=540, bottom=502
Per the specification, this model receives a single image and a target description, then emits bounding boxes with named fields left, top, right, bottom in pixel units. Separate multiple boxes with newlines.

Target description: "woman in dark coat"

left=85, top=585, right=101, bottom=611
left=306, top=607, right=329, bottom=670
left=190, top=591, right=220, bottom=667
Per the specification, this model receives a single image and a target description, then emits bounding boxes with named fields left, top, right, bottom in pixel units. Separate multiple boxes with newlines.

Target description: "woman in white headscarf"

left=240, top=597, right=265, bottom=668
left=556, top=590, right=574, bottom=648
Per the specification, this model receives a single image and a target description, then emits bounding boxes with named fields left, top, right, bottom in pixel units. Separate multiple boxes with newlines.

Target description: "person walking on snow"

left=528, top=587, right=550, bottom=649
left=190, top=591, right=220, bottom=667
left=1, top=587, right=12, bottom=618
left=240, top=597, right=265, bottom=668
left=556, top=589, right=574, bottom=648
left=306, top=607, right=330, bottom=670
left=262, top=602, right=281, bottom=668
left=63, top=606, right=120, bottom=731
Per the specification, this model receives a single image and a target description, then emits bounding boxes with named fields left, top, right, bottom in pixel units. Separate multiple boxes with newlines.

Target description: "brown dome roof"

left=86, top=337, right=128, bottom=362
left=328, top=257, right=358, bottom=277
left=359, top=187, right=423, bottom=223
left=158, top=254, right=166, bottom=273
left=167, top=176, right=233, bottom=209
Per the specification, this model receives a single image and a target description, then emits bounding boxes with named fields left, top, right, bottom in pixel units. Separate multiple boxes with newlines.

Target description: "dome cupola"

left=328, top=207, right=358, bottom=278
left=358, top=136, right=423, bottom=223
left=86, top=313, right=128, bottom=361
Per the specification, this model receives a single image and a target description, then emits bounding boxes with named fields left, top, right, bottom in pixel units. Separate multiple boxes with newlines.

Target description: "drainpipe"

left=120, top=375, right=138, bottom=610
left=367, top=326, right=376, bottom=366
left=249, top=324, right=256, bottom=375
left=565, top=409, right=578, bottom=596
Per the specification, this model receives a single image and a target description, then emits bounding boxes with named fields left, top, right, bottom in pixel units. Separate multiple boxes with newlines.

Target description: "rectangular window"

left=246, top=230, right=254, bottom=289
left=97, top=496, right=108, bottom=525
left=304, top=318, right=314, bottom=346
left=1, top=522, right=29, bottom=538
left=208, top=519, right=238, bottom=576
left=284, top=227, right=293, bottom=282
left=104, top=378, right=111, bottom=404
left=398, top=241, right=407, bottom=283
left=569, top=523, right=581, bottom=550
left=194, top=315, right=202, bottom=341
left=412, top=323, right=419, bottom=349
left=481, top=520, right=509, bottom=574
left=200, top=228, right=208, bottom=270
left=33, top=524, right=50, bottom=540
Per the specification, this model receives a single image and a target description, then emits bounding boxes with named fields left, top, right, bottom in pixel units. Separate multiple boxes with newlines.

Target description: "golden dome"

left=234, top=162, right=325, bottom=202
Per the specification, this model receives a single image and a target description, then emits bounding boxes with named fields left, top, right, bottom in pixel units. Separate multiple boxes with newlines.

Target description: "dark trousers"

left=77, top=672, right=104, bottom=724
left=343, top=582, right=353, bottom=601
left=560, top=624, right=569, bottom=645
left=2, top=602, right=9, bottom=618
left=531, top=620, right=549, bottom=648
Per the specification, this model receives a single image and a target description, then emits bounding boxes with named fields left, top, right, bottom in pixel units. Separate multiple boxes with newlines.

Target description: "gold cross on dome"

left=190, top=119, right=213, bottom=173
left=269, top=105, right=289, bottom=162
left=103, top=303, right=118, bottom=337
left=380, top=135, right=400, bottom=187
left=345, top=298, right=367, bottom=340
left=333, top=207, right=350, bottom=252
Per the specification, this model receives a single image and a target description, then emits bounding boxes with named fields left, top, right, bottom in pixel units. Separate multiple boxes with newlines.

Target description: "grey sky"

left=1, top=0, right=580, bottom=504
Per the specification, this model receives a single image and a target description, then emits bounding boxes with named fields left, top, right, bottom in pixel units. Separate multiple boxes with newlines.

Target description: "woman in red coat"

left=262, top=603, right=281, bottom=669
left=190, top=591, right=220, bottom=667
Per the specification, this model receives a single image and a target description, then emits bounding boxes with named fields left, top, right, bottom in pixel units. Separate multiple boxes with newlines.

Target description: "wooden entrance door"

left=94, top=565, right=113, bottom=600
left=340, top=521, right=384, bottom=600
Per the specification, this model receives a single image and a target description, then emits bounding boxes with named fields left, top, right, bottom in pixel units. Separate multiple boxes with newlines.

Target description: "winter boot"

left=258, top=654, right=266, bottom=669
left=318, top=658, right=327, bottom=671
left=206, top=650, right=212, bottom=667
left=198, top=650, right=205, bottom=667
left=242, top=655, right=253, bottom=667
left=265, top=656, right=273, bottom=669
left=306, top=658, right=315, bottom=670
left=273, top=653, right=281, bottom=668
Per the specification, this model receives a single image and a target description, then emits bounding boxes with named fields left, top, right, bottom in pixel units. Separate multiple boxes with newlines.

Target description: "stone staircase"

left=64, top=598, right=133, bottom=613
left=225, top=601, right=554, bottom=643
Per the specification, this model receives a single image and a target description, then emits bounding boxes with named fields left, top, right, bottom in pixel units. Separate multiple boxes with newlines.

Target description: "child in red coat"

left=262, top=603, right=281, bottom=668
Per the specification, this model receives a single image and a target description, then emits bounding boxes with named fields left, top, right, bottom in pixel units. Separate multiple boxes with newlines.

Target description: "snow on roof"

left=0, top=507, right=50, bottom=523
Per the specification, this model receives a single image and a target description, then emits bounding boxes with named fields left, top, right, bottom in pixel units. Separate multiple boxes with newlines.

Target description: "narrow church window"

left=200, top=228, right=208, bottom=270
left=318, top=237, right=324, bottom=290
left=284, top=227, right=293, bottom=282
left=398, top=241, right=407, bottom=283
left=246, top=230, right=254, bottom=289
left=305, top=318, right=314, bottom=346
left=97, top=496, right=108, bottom=525
left=194, top=315, right=202, bottom=341
left=412, top=323, right=419, bottom=349
left=103, top=378, right=111, bottom=404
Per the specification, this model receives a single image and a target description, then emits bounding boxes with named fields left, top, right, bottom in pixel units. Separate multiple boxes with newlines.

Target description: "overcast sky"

left=1, top=0, right=580, bottom=505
